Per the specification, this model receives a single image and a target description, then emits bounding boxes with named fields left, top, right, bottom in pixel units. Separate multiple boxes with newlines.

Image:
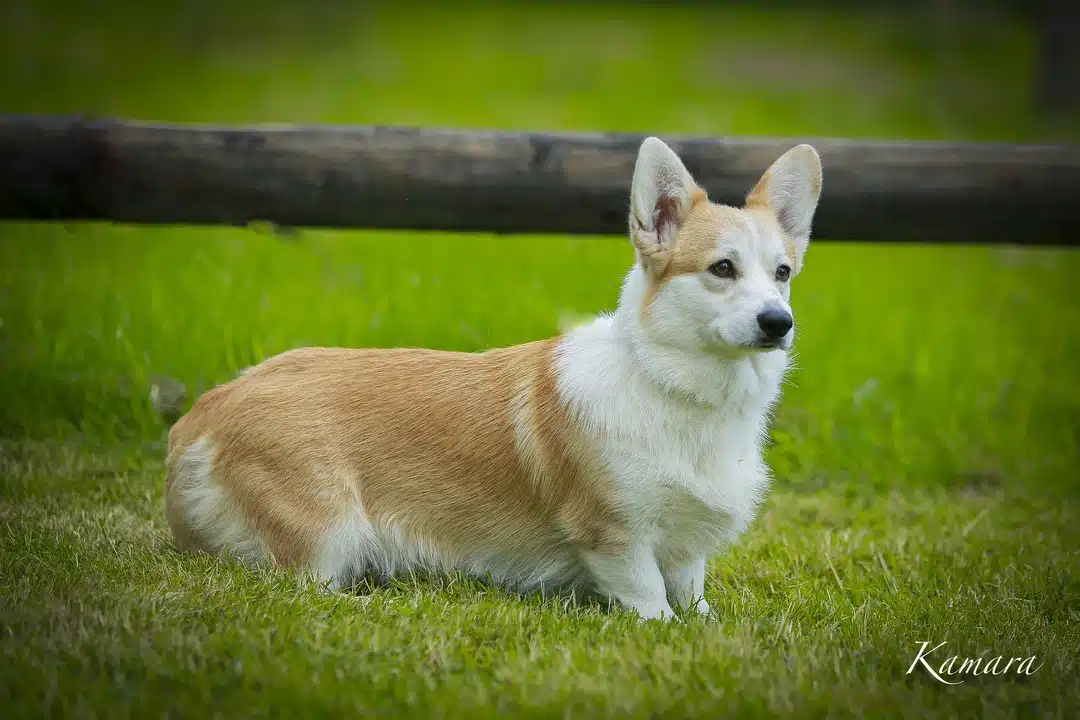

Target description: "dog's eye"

left=775, top=264, right=791, bottom=282
left=709, top=260, right=736, bottom=278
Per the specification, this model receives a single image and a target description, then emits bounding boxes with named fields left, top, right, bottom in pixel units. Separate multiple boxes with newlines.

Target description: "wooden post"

left=1, top=115, right=1078, bottom=245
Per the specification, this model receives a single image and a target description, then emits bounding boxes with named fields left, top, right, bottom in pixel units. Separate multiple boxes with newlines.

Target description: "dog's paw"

left=632, top=603, right=679, bottom=623
left=692, top=598, right=712, bottom=618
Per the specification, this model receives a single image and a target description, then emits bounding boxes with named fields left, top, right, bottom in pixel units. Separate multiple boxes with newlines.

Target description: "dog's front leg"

left=660, top=554, right=711, bottom=617
left=582, top=537, right=675, bottom=621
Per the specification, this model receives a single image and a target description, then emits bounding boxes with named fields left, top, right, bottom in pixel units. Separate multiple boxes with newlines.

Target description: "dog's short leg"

left=582, top=538, right=675, bottom=621
left=660, top=554, right=710, bottom=617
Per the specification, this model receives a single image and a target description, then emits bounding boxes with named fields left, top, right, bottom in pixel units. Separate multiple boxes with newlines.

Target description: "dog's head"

left=625, top=137, right=822, bottom=357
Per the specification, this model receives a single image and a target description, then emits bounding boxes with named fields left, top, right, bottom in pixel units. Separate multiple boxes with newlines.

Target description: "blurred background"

left=2, top=0, right=1078, bottom=139
left=2, top=1, right=1078, bottom=715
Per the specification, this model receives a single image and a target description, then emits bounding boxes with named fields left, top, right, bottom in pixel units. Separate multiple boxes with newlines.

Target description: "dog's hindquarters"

left=164, top=435, right=273, bottom=566
left=161, top=343, right=612, bottom=594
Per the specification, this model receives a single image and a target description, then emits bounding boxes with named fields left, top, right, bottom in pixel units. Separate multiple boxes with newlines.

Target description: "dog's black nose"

left=757, top=307, right=793, bottom=340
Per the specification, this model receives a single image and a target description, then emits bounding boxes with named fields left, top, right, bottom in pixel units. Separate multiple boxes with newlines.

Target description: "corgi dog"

left=165, top=137, right=822, bottom=621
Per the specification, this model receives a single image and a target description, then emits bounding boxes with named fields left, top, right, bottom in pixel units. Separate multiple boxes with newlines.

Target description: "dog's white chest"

left=654, top=484, right=738, bottom=564
left=603, top=411, right=769, bottom=564
left=556, top=315, right=784, bottom=566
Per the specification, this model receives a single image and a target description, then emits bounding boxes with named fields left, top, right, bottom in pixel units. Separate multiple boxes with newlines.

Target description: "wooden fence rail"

left=2, top=114, right=1079, bottom=245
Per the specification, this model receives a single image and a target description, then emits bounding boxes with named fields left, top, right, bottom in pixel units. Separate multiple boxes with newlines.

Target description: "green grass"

left=2, top=2, right=1079, bottom=717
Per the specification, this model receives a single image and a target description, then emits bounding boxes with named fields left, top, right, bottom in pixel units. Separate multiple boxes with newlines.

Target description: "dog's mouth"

left=708, top=328, right=792, bottom=354
left=748, top=338, right=790, bottom=352
left=709, top=339, right=789, bottom=357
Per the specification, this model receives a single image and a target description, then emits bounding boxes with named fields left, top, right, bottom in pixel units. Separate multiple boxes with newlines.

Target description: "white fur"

left=312, top=508, right=589, bottom=596
left=305, top=258, right=791, bottom=618
left=554, top=270, right=787, bottom=620
left=545, top=137, right=815, bottom=619
left=173, top=138, right=819, bottom=622
left=170, top=438, right=268, bottom=562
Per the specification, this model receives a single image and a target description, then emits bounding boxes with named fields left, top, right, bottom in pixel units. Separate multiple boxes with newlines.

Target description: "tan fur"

left=165, top=340, right=623, bottom=574
left=637, top=185, right=796, bottom=316
left=745, top=170, right=800, bottom=261
left=165, top=138, right=820, bottom=615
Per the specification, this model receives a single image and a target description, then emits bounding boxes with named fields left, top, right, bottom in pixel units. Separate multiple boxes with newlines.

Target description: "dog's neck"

left=611, top=264, right=789, bottom=417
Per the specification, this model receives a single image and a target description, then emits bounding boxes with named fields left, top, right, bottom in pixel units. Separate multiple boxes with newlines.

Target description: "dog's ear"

left=745, top=144, right=822, bottom=269
left=629, top=137, right=705, bottom=279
